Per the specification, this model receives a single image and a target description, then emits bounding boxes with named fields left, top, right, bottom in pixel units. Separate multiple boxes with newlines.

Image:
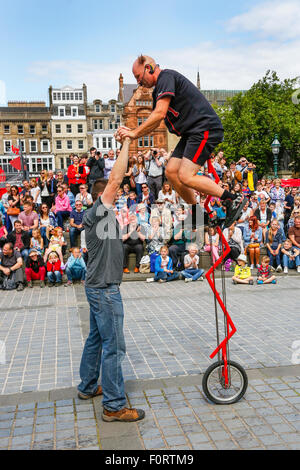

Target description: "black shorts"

left=171, top=129, right=224, bottom=166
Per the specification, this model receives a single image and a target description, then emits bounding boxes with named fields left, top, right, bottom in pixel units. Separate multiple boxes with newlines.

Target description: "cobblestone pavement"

left=0, top=276, right=299, bottom=450
left=0, top=371, right=299, bottom=450
left=0, top=276, right=299, bottom=394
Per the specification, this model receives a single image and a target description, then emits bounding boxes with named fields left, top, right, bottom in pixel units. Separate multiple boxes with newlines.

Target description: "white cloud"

left=227, top=0, right=300, bottom=40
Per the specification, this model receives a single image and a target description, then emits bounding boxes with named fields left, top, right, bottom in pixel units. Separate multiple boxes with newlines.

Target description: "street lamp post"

left=271, top=135, right=281, bottom=178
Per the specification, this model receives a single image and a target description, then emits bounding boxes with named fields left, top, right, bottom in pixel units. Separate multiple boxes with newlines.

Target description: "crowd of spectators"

left=0, top=148, right=299, bottom=291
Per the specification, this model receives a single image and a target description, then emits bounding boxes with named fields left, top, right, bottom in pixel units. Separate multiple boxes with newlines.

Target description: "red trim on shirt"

left=166, top=116, right=181, bottom=135
left=192, top=131, right=209, bottom=163
left=157, top=91, right=175, bottom=100
left=168, top=107, right=179, bottom=117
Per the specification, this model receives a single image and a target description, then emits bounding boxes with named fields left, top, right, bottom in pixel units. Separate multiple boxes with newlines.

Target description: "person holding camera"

left=87, top=148, right=105, bottom=191
left=144, top=148, right=165, bottom=201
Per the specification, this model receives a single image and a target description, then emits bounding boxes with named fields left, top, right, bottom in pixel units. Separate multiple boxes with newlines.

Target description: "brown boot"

left=77, top=385, right=103, bottom=400
left=102, top=407, right=145, bottom=422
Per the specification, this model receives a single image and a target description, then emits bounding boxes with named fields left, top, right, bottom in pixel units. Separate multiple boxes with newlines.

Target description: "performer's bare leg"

left=177, top=158, right=224, bottom=198
left=165, top=158, right=196, bottom=204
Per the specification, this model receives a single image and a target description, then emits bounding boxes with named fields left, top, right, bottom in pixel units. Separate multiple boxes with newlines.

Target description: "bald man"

left=117, top=54, right=246, bottom=229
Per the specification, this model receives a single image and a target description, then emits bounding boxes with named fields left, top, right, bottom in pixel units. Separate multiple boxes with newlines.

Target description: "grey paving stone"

left=142, top=437, right=166, bottom=449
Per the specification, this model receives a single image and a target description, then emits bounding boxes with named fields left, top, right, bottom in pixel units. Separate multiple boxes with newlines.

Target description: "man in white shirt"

left=104, top=150, right=116, bottom=179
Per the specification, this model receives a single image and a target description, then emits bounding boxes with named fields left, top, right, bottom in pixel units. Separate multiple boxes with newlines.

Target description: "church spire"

left=197, top=69, right=201, bottom=90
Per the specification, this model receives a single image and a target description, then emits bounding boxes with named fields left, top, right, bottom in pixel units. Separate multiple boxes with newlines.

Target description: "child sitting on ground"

left=30, top=228, right=44, bottom=255
left=232, top=254, right=254, bottom=285
left=0, top=218, right=8, bottom=250
left=257, top=255, right=276, bottom=284
left=181, top=243, right=205, bottom=282
left=146, top=245, right=179, bottom=283
left=46, top=251, right=63, bottom=287
left=44, top=227, right=66, bottom=267
left=65, top=247, right=87, bottom=286
left=281, top=239, right=300, bottom=274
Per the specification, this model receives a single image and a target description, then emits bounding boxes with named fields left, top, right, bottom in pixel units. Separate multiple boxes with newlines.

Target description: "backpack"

left=1, top=272, right=17, bottom=291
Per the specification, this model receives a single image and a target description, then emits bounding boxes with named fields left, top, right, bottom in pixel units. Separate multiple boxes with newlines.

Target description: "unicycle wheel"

left=202, top=360, right=248, bottom=404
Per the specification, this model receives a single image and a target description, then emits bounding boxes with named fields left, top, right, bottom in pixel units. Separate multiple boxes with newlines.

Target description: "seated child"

left=44, top=227, right=66, bottom=267
left=181, top=243, right=204, bottom=282
left=127, top=191, right=138, bottom=212
left=65, top=247, right=87, bottom=286
left=232, top=254, right=254, bottom=285
left=257, top=255, right=276, bottom=284
left=46, top=251, right=63, bottom=286
left=30, top=228, right=44, bottom=255
left=281, top=239, right=300, bottom=274
left=25, top=248, right=46, bottom=288
left=146, top=245, right=179, bottom=283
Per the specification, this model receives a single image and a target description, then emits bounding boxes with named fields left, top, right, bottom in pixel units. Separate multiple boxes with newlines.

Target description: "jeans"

left=168, top=245, right=186, bottom=270
left=40, top=226, right=49, bottom=248
left=282, top=253, right=300, bottom=268
left=65, top=266, right=86, bottom=281
left=154, top=271, right=180, bottom=282
left=21, top=248, right=29, bottom=263
left=47, top=271, right=62, bottom=283
left=69, top=227, right=83, bottom=247
left=181, top=268, right=204, bottom=281
left=78, top=285, right=127, bottom=411
left=135, top=183, right=143, bottom=198
left=267, top=248, right=281, bottom=267
left=56, top=211, right=70, bottom=229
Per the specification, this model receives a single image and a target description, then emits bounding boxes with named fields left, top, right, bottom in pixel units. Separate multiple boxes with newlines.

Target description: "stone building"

left=119, top=74, right=167, bottom=153
left=0, top=101, right=54, bottom=179
left=86, top=98, right=123, bottom=154
left=49, top=85, right=88, bottom=169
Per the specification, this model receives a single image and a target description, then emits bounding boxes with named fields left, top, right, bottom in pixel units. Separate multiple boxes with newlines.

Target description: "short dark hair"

left=3, top=242, right=14, bottom=251
left=14, top=220, right=22, bottom=225
left=90, top=147, right=96, bottom=152
left=91, top=178, right=108, bottom=201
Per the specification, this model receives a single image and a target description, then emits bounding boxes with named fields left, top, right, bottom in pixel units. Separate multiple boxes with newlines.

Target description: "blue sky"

left=1, top=0, right=299, bottom=104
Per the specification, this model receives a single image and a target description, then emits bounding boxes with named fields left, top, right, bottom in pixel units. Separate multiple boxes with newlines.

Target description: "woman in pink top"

left=54, top=185, right=72, bottom=229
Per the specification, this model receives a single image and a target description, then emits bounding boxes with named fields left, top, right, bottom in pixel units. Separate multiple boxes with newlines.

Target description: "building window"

left=4, top=140, right=12, bottom=153
left=93, top=119, right=103, bottom=130
left=77, top=124, right=83, bottom=133
left=62, top=93, right=66, bottom=100
left=29, top=156, right=54, bottom=173
left=66, top=124, right=72, bottom=133
left=70, top=93, right=74, bottom=100
left=42, top=124, right=48, bottom=133
left=95, top=104, right=101, bottom=112
left=109, top=120, right=114, bottom=130
left=95, top=137, right=100, bottom=148
left=41, top=140, right=50, bottom=152
left=17, top=125, right=24, bottom=134
left=79, top=93, right=83, bottom=100
left=108, top=137, right=112, bottom=148
left=56, top=140, right=62, bottom=150
left=110, top=104, right=116, bottom=112
left=138, top=136, right=153, bottom=147
left=58, top=107, right=65, bottom=117
left=78, top=140, right=84, bottom=150
left=29, top=125, right=35, bottom=134
left=53, top=93, right=57, bottom=100
left=55, top=124, right=61, bottom=133
left=4, top=125, right=10, bottom=134
left=67, top=140, right=72, bottom=150
left=19, top=140, right=26, bottom=153
left=29, top=140, right=38, bottom=153
left=57, top=93, right=61, bottom=100
left=71, top=107, right=78, bottom=117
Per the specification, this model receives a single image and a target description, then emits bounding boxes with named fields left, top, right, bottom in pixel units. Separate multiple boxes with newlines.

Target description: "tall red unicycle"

left=201, top=158, right=248, bottom=404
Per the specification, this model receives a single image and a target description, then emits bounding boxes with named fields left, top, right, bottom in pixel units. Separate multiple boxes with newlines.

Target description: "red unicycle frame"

left=203, top=158, right=237, bottom=388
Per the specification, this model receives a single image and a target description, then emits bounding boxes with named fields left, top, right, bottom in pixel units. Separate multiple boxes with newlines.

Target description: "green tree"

left=214, top=71, right=300, bottom=176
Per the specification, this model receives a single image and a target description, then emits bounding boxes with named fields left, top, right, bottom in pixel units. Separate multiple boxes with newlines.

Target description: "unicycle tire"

left=202, top=360, right=248, bottom=405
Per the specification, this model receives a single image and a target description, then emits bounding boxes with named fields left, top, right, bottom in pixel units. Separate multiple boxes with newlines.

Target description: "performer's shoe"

left=222, top=194, right=247, bottom=229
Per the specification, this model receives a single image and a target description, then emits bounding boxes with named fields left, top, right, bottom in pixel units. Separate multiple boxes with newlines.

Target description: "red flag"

left=10, top=157, right=22, bottom=171
left=0, top=167, right=6, bottom=183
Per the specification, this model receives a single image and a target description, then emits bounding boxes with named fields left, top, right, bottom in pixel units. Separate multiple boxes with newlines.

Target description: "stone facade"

left=49, top=85, right=88, bottom=169
left=0, top=102, right=54, bottom=179
left=121, top=82, right=167, bottom=154
left=86, top=99, right=123, bottom=154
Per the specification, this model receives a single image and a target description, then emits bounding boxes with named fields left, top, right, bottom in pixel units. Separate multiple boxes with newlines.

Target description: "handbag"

left=7, top=207, right=20, bottom=216
left=1, top=271, right=16, bottom=291
left=228, top=238, right=241, bottom=255
left=248, top=243, right=260, bottom=248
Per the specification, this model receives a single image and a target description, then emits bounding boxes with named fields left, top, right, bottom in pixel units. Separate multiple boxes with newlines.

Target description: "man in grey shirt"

left=145, top=148, right=165, bottom=200
left=77, top=137, right=145, bottom=423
